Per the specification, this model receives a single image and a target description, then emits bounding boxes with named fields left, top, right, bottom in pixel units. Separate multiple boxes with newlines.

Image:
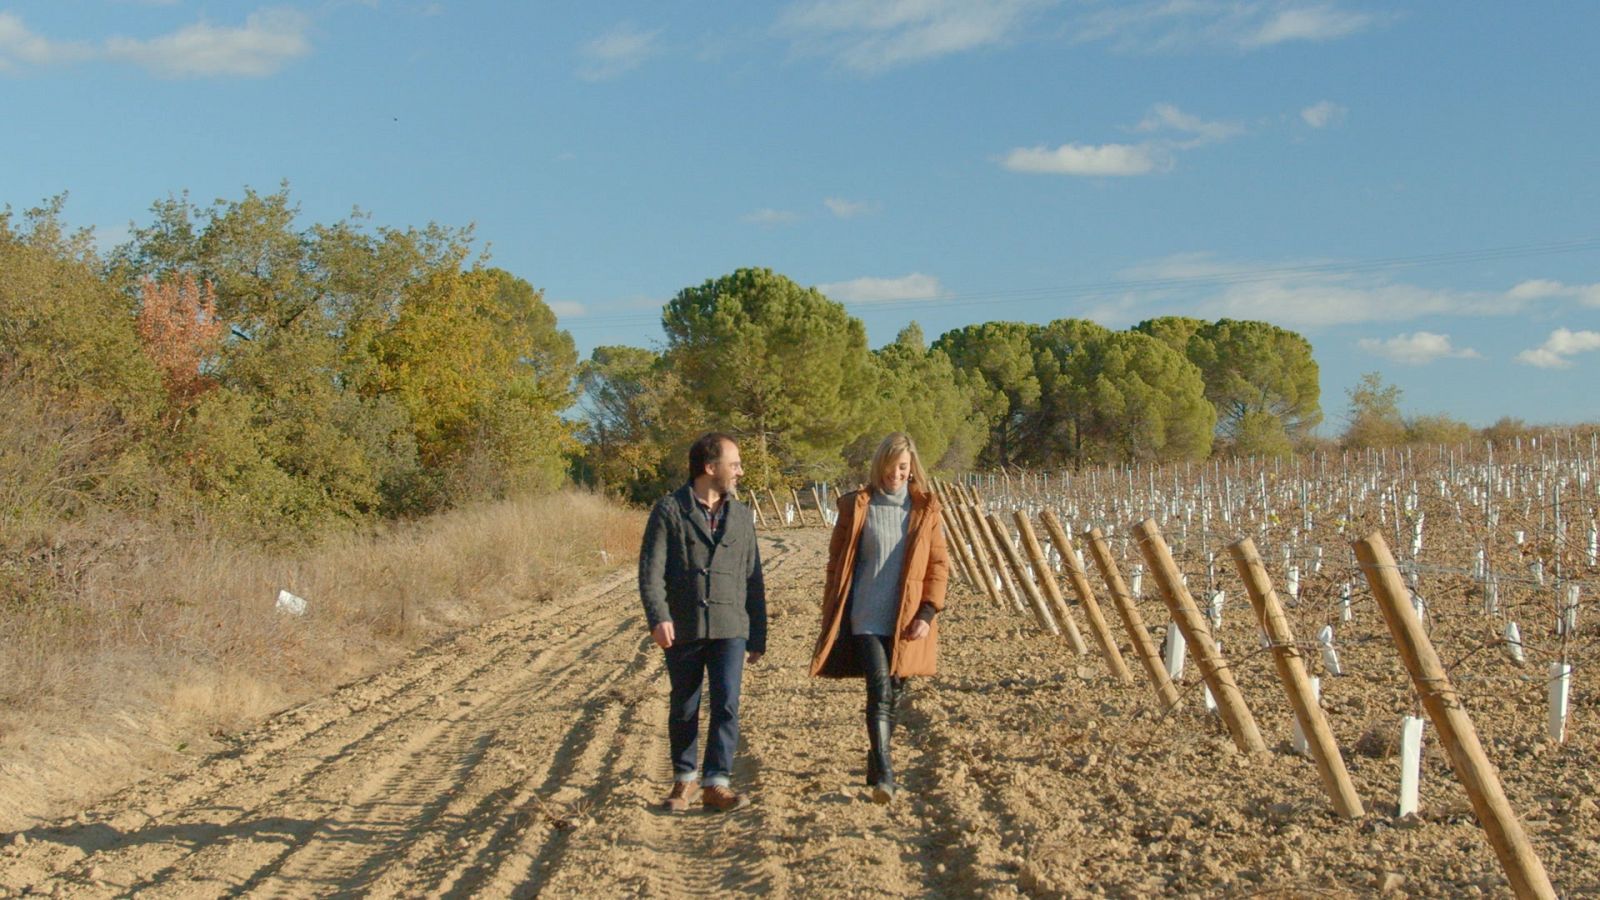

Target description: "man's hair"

left=688, top=432, right=736, bottom=482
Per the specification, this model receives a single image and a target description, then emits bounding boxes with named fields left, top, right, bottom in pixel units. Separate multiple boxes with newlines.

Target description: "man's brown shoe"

left=662, top=781, right=698, bottom=812
left=701, top=784, right=750, bottom=813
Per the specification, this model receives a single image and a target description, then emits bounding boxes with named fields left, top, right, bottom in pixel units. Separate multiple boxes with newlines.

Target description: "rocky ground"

left=0, top=525, right=1594, bottom=897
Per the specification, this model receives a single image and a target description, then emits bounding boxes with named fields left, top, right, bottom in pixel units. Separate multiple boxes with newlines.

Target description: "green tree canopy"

left=1343, top=371, right=1406, bottom=448
left=1183, top=319, right=1322, bottom=448
left=931, top=321, right=1042, bottom=468
left=1042, top=325, right=1214, bottom=465
left=663, top=268, right=872, bottom=483
left=856, top=323, right=988, bottom=476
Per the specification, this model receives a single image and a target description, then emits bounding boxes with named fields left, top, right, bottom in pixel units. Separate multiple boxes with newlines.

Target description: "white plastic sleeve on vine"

left=1163, top=623, right=1186, bottom=681
left=1559, top=584, right=1579, bottom=635
left=1207, top=591, right=1224, bottom=630
left=1291, top=676, right=1321, bottom=756
left=1340, top=583, right=1353, bottom=622
left=1548, top=662, right=1572, bottom=743
left=1316, top=624, right=1342, bottom=676
left=1398, top=716, right=1424, bottom=818
left=1504, top=621, right=1525, bottom=665
left=1286, top=566, right=1300, bottom=603
left=1130, top=566, right=1143, bottom=598
left=1529, top=559, right=1544, bottom=587
left=1410, top=592, right=1427, bottom=626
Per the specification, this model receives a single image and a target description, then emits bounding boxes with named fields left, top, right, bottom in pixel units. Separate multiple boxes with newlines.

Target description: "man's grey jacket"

left=638, top=483, right=767, bottom=654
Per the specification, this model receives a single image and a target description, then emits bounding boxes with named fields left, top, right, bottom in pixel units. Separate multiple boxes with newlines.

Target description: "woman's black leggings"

left=853, top=633, right=902, bottom=724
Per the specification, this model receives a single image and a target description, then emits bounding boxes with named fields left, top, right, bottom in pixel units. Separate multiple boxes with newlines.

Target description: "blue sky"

left=4, top=1, right=1598, bottom=429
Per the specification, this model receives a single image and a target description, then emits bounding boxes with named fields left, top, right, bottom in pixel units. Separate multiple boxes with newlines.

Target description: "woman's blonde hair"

left=868, top=431, right=930, bottom=494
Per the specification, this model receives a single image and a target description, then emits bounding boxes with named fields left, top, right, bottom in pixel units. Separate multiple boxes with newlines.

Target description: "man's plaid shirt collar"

left=693, top=491, right=728, bottom=537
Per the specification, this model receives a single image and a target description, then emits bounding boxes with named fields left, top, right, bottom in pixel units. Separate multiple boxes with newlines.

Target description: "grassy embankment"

left=0, top=490, right=644, bottom=829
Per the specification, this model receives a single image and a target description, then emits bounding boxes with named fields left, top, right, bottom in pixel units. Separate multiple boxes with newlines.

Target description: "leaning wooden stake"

left=790, top=487, right=810, bottom=527
left=977, top=511, right=1029, bottom=616
left=987, top=512, right=1062, bottom=636
left=954, top=503, right=1005, bottom=609
left=1039, top=511, right=1132, bottom=683
left=1013, top=512, right=1088, bottom=653
left=939, top=504, right=981, bottom=592
left=1354, top=531, right=1556, bottom=900
left=1134, top=519, right=1266, bottom=753
left=1230, top=537, right=1365, bottom=818
left=1086, top=528, right=1181, bottom=711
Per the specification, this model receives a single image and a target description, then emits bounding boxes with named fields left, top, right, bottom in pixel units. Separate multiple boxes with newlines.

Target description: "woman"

left=809, top=432, right=949, bottom=803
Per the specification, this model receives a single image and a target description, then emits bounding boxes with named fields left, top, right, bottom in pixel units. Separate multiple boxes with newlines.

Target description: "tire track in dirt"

left=0, top=569, right=637, bottom=898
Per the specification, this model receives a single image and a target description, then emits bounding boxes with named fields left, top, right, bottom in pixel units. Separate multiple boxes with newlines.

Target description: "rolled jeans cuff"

left=674, top=771, right=698, bottom=784
left=703, top=773, right=731, bottom=788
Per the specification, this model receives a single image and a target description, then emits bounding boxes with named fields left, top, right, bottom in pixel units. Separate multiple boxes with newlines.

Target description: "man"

left=638, top=432, right=766, bottom=812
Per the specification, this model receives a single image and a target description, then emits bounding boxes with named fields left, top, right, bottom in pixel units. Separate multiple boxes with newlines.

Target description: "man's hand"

left=651, top=621, right=675, bottom=649
left=901, top=619, right=931, bottom=641
left=747, top=651, right=764, bottom=665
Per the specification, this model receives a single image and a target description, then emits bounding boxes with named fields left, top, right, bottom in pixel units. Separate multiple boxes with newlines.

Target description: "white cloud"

left=1300, top=100, right=1347, bottom=128
left=1074, top=1, right=1379, bottom=53
left=577, top=22, right=660, bottom=82
left=1507, top=278, right=1600, bottom=306
left=547, top=300, right=587, bottom=318
left=103, top=9, right=311, bottom=77
left=1001, top=142, right=1166, bottom=176
left=1357, top=331, right=1481, bottom=365
left=818, top=273, right=943, bottom=303
left=1517, top=328, right=1600, bottom=369
left=778, top=0, right=1047, bottom=72
left=1244, top=5, right=1373, bottom=47
left=0, top=12, right=94, bottom=69
left=1079, top=253, right=1558, bottom=329
left=824, top=196, right=875, bottom=218
left=743, top=208, right=801, bottom=226
left=1135, top=103, right=1242, bottom=146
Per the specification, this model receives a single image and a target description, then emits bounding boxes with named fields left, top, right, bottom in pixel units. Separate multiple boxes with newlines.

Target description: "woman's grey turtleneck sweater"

left=848, top=484, right=912, bottom=636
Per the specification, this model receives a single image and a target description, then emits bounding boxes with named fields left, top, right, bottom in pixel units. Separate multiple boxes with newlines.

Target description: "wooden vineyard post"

left=766, top=489, right=786, bottom=527
left=810, top=485, right=827, bottom=525
left=789, top=487, right=809, bottom=526
left=977, top=511, right=1030, bottom=616
left=1038, top=511, right=1132, bottom=683
left=1134, top=519, right=1266, bottom=754
left=954, top=503, right=1005, bottom=609
left=940, top=504, right=982, bottom=593
left=929, top=482, right=979, bottom=591
left=743, top=488, right=766, bottom=529
left=1012, top=511, right=1088, bottom=653
left=986, top=512, right=1063, bottom=636
left=1086, top=528, right=1181, bottom=711
left=1353, top=531, right=1557, bottom=900
left=1229, top=537, right=1365, bottom=818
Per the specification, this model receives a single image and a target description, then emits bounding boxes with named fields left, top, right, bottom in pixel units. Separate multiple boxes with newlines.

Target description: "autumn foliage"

left=136, top=272, right=224, bottom=414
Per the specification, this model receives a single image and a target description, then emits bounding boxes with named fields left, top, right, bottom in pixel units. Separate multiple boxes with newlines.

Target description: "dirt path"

left=2, top=528, right=1596, bottom=897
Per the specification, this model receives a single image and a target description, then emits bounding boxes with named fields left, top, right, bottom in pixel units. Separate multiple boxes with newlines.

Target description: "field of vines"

left=904, top=435, right=1600, bottom=896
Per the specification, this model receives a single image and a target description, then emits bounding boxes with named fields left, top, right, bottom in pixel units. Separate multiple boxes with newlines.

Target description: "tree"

left=1405, top=413, right=1474, bottom=445
left=1343, top=372, right=1405, bottom=448
left=136, top=273, right=225, bottom=418
left=576, top=345, right=707, bottom=501
left=1183, top=319, right=1322, bottom=448
left=663, top=268, right=872, bottom=483
left=1042, top=326, right=1214, bottom=465
left=931, top=321, right=1043, bottom=468
left=856, top=323, right=987, bottom=476
left=1132, top=316, right=1206, bottom=356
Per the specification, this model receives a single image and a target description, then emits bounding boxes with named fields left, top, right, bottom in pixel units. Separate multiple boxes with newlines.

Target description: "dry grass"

left=0, top=490, right=643, bottom=825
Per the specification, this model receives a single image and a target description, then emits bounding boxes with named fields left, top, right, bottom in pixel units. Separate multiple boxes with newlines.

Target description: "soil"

left=0, top=525, right=1595, bottom=898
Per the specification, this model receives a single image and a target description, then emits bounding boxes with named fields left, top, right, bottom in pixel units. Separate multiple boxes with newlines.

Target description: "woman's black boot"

left=868, top=717, right=895, bottom=803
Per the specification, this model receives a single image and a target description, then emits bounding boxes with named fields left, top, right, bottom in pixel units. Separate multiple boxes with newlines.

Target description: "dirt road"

left=2, top=528, right=1596, bottom=897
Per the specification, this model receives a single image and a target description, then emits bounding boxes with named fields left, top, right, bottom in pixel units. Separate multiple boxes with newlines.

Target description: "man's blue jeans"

left=663, top=637, right=746, bottom=788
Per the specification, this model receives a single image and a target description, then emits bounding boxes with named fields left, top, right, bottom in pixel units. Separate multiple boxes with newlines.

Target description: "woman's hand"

left=901, top=618, right=930, bottom=641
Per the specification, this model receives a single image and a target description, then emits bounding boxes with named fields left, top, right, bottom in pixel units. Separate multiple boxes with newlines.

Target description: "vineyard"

left=3, top=437, right=1599, bottom=897
left=914, top=436, right=1599, bottom=897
